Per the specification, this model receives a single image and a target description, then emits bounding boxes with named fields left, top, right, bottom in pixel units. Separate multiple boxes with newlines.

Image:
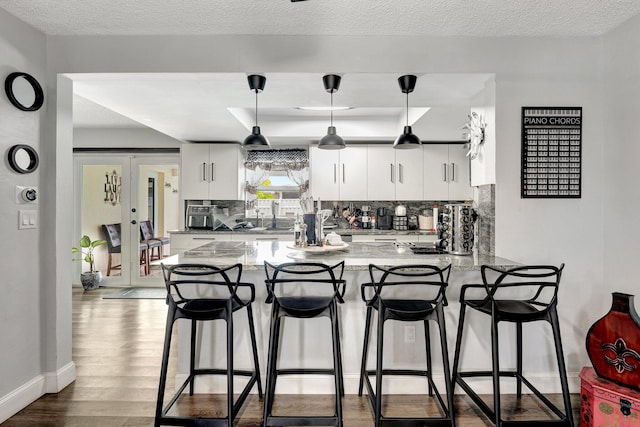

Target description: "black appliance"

left=376, top=207, right=392, bottom=230
left=407, top=242, right=446, bottom=255
left=186, top=205, right=219, bottom=229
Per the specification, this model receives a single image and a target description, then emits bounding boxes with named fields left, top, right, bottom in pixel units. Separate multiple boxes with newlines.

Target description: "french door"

left=73, top=153, right=180, bottom=286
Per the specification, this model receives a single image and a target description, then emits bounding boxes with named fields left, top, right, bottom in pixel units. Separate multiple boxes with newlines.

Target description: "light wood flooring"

left=3, top=287, right=580, bottom=426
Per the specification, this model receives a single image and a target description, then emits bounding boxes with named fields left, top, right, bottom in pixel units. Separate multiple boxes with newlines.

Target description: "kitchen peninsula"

left=165, top=240, right=520, bottom=395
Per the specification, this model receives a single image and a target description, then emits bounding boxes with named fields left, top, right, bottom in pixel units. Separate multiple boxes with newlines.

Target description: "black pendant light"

left=243, top=74, right=270, bottom=148
left=393, top=74, right=421, bottom=149
left=318, top=74, right=345, bottom=150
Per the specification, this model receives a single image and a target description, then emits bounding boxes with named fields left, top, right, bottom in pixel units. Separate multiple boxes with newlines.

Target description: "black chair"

left=451, top=264, right=574, bottom=427
left=358, top=263, right=455, bottom=427
left=141, top=219, right=170, bottom=260
left=102, top=223, right=151, bottom=276
left=262, top=261, right=347, bottom=427
left=155, top=263, right=262, bottom=427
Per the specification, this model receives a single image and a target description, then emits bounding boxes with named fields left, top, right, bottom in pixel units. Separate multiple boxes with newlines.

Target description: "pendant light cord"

left=330, top=91, right=334, bottom=127
left=406, top=91, right=409, bottom=127
left=255, top=91, right=259, bottom=127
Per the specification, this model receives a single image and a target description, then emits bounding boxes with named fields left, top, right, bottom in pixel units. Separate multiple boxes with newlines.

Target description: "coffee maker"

left=361, top=205, right=372, bottom=229
left=376, top=207, right=392, bottom=230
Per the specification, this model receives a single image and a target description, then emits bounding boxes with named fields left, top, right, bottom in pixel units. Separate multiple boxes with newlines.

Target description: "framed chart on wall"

left=521, top=107, right=582, bottom=198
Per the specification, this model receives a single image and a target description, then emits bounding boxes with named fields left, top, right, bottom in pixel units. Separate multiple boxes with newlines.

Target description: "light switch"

left=19, top=210, right=37, bottom=229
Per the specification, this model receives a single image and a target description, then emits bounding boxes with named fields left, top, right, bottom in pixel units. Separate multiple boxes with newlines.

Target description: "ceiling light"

left=296, top=106, right=353, bottom=111
left=393, top=74, right=421, bottom=149
left=243, top=74, right=270, bottom=148
left=318, top=74, right=345, bottom=150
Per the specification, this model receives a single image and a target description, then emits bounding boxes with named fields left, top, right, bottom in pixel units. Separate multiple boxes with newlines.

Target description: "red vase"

left=586, top=292, right=640, bottom=390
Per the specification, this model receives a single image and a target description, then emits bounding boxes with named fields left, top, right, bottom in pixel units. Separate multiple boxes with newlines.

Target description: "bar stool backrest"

left=101, top=223, right=122, bottom=253
left=140, top=220, right=155, bottom=241
left=263, top=261, right=346, bottom=303
left=161, top=263, right=250, bottom=308
left=364, top=264, right=452, bottom=307
left=480, top=263, right=565, bottom=314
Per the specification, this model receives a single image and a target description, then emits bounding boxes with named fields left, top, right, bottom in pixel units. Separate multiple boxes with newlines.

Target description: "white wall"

left=0, top=8, right=52, bottom=423
left=602, top=14, right=640, bottom=298
left=470, top=77, right=496, bottom=186
left=74, top=127, right=182, bottom=149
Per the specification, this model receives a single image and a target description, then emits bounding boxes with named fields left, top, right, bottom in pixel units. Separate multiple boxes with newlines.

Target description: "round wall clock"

left=7, top=144, right=39, bottom=174
left=464, top=112, right=487, bottom=160
left=4, top=72, right=44, bottom=112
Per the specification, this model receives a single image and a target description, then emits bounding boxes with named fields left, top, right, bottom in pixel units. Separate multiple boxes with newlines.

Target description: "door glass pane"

left=82, top=164, right=123, bottom=279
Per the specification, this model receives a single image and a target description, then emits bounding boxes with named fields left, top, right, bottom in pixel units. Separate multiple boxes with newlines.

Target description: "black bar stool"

left=155, top=263, right=262, bottom=427
left=451, top=264, right=574, bottom=427
left=262, top=261, right=347, bottom=427
left=358, top=263, right=455, bottom=427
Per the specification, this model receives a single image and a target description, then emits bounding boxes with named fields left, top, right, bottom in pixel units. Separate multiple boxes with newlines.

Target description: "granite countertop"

left=161, top=240, right=518, bottom=271
left=168, top=228, right=437, bottom=236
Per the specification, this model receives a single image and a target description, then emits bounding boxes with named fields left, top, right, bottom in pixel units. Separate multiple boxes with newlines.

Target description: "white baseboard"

left=0, top=362, right=76, bottom=424
left=175, top=371, right=581, bottom=395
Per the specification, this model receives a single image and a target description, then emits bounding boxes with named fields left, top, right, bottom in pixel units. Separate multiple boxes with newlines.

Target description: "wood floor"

left=3, top=287, right=580, bottom=426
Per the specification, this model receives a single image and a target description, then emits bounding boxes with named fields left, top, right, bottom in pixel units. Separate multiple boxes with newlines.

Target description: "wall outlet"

left=404, top=325, right=416, bottom=343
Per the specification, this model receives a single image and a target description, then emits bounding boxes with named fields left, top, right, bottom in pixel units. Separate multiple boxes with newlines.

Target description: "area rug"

left=103, top=287, right=167, bottom=299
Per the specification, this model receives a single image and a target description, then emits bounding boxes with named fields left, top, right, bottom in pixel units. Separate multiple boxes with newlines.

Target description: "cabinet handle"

left=450, top=163, right=455, bottom=182
left=390, top=163, right=394, bottom=183
left=342, top=164, right=345, bottom=184
left=202, top=162, right=207, bottom=182
left=193, top=237, right=217, bottom=240
left=374, top=238, right=396, bottom=242
left=256, top=237, right=279, bottom=241
left=211, top=163, right=215, bottom=181
left=333, top=164, right=337, bottom=183
left=442, top=163, right=447, bottom=182
left=399, top=163, right=404, bottom=183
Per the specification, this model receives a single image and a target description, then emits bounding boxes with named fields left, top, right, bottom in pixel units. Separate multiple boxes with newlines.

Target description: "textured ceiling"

left=1, top=0, right=639, bottom=37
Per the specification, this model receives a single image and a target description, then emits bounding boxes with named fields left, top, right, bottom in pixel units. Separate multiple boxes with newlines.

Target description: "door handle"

left=399, top=163, right=404, bottom=183
left=211, top=163, right=215, bottom=181
left=390, top=163, right=394, bottom=183
left=131, top=220, right=137, bottom=225
left=202, top=162, right=207, bottom=182
left=442, top=163, right=447, bottom=182
left=450, top=163, right=455, bottom=182
left=342, top=164, right=345, bottom=184
left=333, top=164, right=337, bottom=184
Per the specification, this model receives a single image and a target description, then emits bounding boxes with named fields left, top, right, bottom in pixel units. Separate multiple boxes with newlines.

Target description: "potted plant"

left=72, top=235, right=107, bottom=290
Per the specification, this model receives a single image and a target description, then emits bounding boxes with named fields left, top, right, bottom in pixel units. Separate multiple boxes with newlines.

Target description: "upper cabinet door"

left=447, top=144, right=473, bottom=201
left=181, top=143, right=243, bottom=200
left=208, top=144, right=243, bottom=200
left=423, top=145, right=450, bottom=200
left=339, top=146, right=368, bottom=201
left=181, top=143, right=211, bottom=200
left=395, top=148, right=424, bottom=200
left=367, top=145, right=396, bottom=200
left=310, top=147, right=340, bottom=200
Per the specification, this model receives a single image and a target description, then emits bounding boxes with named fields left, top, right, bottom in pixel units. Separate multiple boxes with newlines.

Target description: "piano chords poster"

left=521, top=107, right=582, bottom=198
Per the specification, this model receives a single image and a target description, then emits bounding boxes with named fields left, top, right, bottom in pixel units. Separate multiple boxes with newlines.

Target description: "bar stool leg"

left=451, top=302, right=468, bottom=394
left=263, top=308, right=282, bottom=426
left=516, top=322, right=523, bottom=398
left=550, top=309, right=575, bottom=427
left=247, top=304, right=263, bottom=397
left=227, top=312, right=234, bottom=425
left=358, top=306, right=373, bottom=396
left=374, top=307, right=385, bottom=427
left=330, top=303, right=344, bottom=426
left=424, top=319, right=433, bottom=396
left=436, top=304, right=456, bottom=427
left=491, top=317, right=502, bottom=427
left=155, top=306, right=177, bottom=427
left=189, top=319, right=196, bottom=395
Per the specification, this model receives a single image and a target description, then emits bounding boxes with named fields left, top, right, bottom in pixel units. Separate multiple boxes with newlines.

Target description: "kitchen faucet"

left=271, top=201, right=279, bottom=229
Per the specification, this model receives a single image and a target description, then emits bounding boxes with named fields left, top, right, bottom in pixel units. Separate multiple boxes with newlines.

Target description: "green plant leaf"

left=79, top=235, right=91, bottom=248
left=91, top=239, right=107, bottom=248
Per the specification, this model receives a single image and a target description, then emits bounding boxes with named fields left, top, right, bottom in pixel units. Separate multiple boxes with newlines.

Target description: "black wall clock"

left=4, top=72, right=44, bottom=112
left=7, top=144, right=39, bottom=174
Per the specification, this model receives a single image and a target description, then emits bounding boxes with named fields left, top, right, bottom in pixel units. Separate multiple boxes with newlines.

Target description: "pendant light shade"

left=318, top=74, right=345, bottom=150
left=243, top=74, right=270, bottom=148
left=393, top=74, right=421, bottom=149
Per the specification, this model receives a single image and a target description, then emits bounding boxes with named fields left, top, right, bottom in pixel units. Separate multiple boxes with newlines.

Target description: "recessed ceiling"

left=70, top=73, right=492, bottom=144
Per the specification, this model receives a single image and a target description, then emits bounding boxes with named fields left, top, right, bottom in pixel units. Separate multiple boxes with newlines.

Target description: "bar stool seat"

left=262, top=261, right=346, bottom=427
left=451, top=264, right=574, bottom=427
left=359, top=263, right=455, bottom=427
left=155, top=263, right=262, bottom=427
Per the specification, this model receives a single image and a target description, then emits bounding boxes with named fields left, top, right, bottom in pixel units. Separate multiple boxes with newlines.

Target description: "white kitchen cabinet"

left=423, top=144, right=472, bottom=201
left=367, top=145, right=423, bottom=200
left=309, top=146, right=367, bottom=201
left=181, top=143, right=244, bottom=200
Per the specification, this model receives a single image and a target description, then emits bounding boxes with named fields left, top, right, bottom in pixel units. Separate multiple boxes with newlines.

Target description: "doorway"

left=73, top=153, right=180, bottom=286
